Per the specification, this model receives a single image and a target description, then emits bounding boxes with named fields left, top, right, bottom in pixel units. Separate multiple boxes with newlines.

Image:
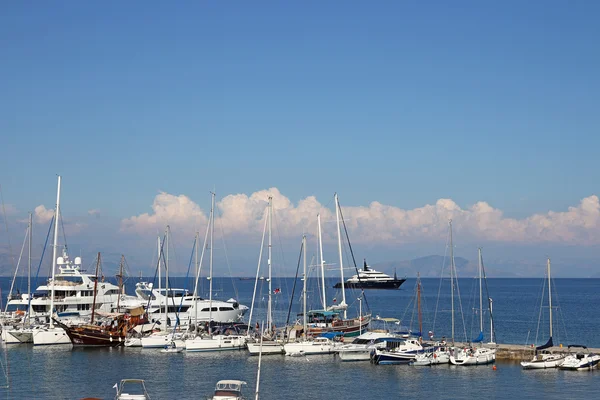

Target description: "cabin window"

left=219, top=307, right=234, bottom=312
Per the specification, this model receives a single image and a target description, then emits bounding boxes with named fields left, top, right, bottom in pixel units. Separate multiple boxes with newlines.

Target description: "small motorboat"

left=559, top=345, right=600, bottom=371
left=114, top=379, right=151, bottom=399
left=209, top=380, right=247, bottom=400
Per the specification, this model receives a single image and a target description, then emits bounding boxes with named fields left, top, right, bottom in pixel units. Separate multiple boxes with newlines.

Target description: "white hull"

left=2, top=329, right=22, bottom=344
left=337, top=348, right=371, bottom=361
left=32, top=327, right=71, bottom=346
left=7, top=328, right=34, bottom=343
left=246, top=341, right=283, bottom=355
left=124, top=337, right=142, bottom=347
left=450, top=348, right=496, bottom=366
left=185, top=335, right=246, bottom=352
left=412, top=351, right=451, bottom=366
left=521, top=354, right=566, bottom=369
left=284, top=339, right=338, bottom=356
left=141, top=333, right=186, bottom=349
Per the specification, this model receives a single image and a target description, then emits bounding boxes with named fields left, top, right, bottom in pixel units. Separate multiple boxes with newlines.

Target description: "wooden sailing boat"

left=55, top=253, right=131, bottom=347
left=521, top=257, right=566, bottom=369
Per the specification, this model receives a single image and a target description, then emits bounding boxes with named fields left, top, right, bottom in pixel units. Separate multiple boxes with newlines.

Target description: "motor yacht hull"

left=32, top=327, right=71, bottom=346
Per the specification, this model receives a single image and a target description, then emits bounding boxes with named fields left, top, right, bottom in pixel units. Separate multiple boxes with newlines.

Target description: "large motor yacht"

left=334, top=259, right=406, bottom=290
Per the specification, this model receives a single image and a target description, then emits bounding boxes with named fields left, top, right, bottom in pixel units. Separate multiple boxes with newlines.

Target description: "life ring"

left=433, top=353, right=437, bottom=358
left=15, top=310, right=25, bottom=316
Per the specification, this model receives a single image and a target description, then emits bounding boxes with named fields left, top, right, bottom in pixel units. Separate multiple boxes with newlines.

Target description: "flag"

left=333, top=298, right=337, bottom=303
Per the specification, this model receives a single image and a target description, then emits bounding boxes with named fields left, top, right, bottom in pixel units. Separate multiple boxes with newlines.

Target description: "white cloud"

left=88, top=209, right=101, bottom=217
left=120, top=192, right=209, bottom=235
left=34, top=205, right=54, bottom=224
left=121, top=189, right=600, bottom=245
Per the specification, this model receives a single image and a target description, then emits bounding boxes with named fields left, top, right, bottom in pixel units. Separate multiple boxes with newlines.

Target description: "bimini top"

left=215, top=380, right=247, bottom=390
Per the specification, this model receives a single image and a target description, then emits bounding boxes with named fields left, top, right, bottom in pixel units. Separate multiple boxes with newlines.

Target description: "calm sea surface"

left=1, top=277, right=599, bottom=399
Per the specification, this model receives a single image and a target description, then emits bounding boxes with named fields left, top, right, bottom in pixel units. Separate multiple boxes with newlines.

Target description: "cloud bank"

left=120, top=189, right=600, bottom=245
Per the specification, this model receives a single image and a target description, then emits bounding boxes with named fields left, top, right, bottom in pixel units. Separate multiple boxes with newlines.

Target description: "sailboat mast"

left=165, top=226, right=169, bottom=328
left=208, top=192, right=215, bottom=335
left=116, top=255, right=124, bottom=313
left=334, top=194, right=347, bottom=320
left=49, top=175, right=61, bottom=329
left=157, top=235, right=162, bottom=327
left=28, top=212, right=32, bottom=325
left=449, top=219, right=454, bottom=344
left=193, top=231, right=199, bottom=330
left=417, top=272, right=422, bottom=340
left=478, top=248, right=483, bottom=335
left=248, top=210, right=268, bottom=336
left=91, top=252, right=100, bottom=324
left=192, top=221, right=211, bottom=334
left=303, top=234, right=307, bottom=335
left=317, top=214, right=326, bottom=309
left=267, top=196, right=273, bottom=332
left=547, top=257, right=553, bottom=339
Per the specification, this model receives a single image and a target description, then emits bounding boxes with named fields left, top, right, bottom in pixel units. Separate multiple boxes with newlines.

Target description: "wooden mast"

left=91, top=252, right=101, bottom=324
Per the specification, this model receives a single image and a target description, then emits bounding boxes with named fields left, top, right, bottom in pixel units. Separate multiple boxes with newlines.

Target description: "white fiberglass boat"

left=559, top=346, right=600, bottom=371
left=284, top=336, right=340, bottom=356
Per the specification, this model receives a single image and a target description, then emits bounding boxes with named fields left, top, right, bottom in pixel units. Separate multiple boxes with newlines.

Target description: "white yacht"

left=559, top=346, right=600, bottom=371
left=336, top=331, right=401, bottom=361
left=333, top=260, right=405, bottom=290
left=122, top=281, right=248, bottom=328
left=6, top=248, right=124, bottom=322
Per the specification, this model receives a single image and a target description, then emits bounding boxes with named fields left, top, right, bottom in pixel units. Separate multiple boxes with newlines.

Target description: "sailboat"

left=184, top=192, right=247, bottom=352
left=32, top=175, right=71, bottom=346
left=283, top=235, right=340, bottom=356
left=449, top=248, right=496, bottom=366
left=4, top=212, right=35, bottom=344
left=247, top=196, right=284, bottom=355
left=303, top=195, right=370, bottom=339
left=521, top=258, right=566, bottom=369
left=54, top=253, right=135, bottom=347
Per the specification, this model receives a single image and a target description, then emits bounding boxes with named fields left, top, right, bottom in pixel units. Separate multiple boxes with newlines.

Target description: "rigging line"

left=59, top=207, right=68, bottom=251
left=5, top=225, right=29, bottom=312
left=0, top=185, right=16, bottom=284
left=146, top=234, right=167, bottom=329
left=34, top=215, right=55, bottom=296
left=285, top=237, right=304, bottom=327
left=271, top=206, right=291, bottom=297
left=551, top=275, right=569, bottom=345
left=337, top=200, right=370, bottom=312
left=452, top=253, right=468, bottom=342
left=534, top=272, right=547, bottom=345
left=171, top=236, right=197, bottom=332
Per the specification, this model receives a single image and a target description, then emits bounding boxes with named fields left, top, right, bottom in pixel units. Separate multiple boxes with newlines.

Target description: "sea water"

left=1, top=277, right=598, bottom=399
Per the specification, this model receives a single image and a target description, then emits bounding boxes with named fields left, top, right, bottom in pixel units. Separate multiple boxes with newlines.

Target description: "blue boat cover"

left=472, top=331, right=484, bottom=343
left=536, top=337, right=553, bottom=351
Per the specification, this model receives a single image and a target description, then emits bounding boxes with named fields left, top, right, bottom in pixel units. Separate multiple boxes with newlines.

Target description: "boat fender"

left=433, top=353, right=437, bottom=358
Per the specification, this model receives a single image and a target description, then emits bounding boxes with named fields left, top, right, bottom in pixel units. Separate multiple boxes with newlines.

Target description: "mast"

left=547, top=257, right=553, bottom=339
left=27, top=212, right=32, bottom=325
left=193, top=231, right=199, bottom=330
left=489, top=298, right=494, bottom=344
left=255, top=321, right=264, bottom=400
left=192, top=219, right=211, bottom=334
left=334, top=193, right=347, bottom=319
left=91, top=252, right=100, bottom=324
left=165, top=226, right=169, bottom=328
left=449, top=219, right=454, bottom=344
left=317, top=213, right=326, bottom=309
left=49, top=175, right=61, bottom=329
left=267, top=196, right=273, bottom=332
left=248, top=209, right=268, bottom=336
left=208, top=192, right=215, bottom=335
left=157, top=235, right=162, bottom=327
left=417, top=272, right=422, bottom=340
left=478, top=248, right=483, bottom=336
left=302, top=234, right=307, bottom=335
left=116, top=255, right=124, bottom=313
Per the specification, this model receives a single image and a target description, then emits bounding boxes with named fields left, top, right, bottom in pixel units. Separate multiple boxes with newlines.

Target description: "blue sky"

left=1, top=2, right=600, bottom=276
